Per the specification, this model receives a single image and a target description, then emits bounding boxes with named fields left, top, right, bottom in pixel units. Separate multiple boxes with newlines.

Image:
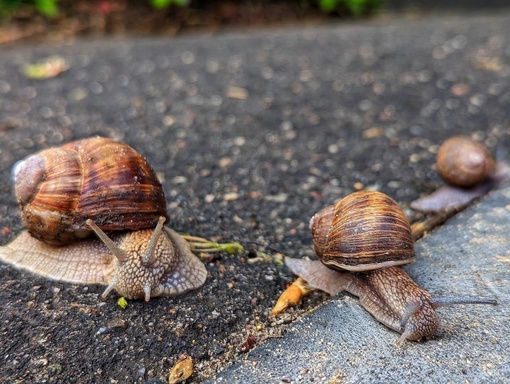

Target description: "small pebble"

left=223, top=192, right=239, bottom=201
left=226, top=86, right=248, bottom=99
left=265, top=193, right=288, bottom=203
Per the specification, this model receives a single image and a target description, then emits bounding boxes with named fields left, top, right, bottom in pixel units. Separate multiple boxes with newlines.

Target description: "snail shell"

left=309, top=190, right=415, bottom=272
left=436, top=136, right=495, bottom=188
left=13, top=137, right=168, bottom=245
left=0, top=137, right=207, bottom=301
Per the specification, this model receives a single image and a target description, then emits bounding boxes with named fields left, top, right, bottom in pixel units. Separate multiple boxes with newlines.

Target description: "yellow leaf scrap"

left=22, top=56, right=69, bottom=80
left=117, top=297, right=128, bottom=310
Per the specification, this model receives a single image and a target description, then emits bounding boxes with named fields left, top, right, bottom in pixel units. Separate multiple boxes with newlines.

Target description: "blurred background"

left=1, top=0, right=508, bottom=45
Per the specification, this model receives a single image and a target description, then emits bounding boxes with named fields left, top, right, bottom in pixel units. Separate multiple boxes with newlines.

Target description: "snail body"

left=0, top=137, right=207, bottom=301
left=0, top=217, right=207, bottom=301
left=411, top=136, right=509, bottom=212
left=286, top=191, right=497, bottom=343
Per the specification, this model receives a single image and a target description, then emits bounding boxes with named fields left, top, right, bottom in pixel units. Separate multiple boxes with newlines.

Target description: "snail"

left=0, top=137, right=207, bottom=301
left=280, top=191, right=497, bottom=343
left=411, top=136, right=510, bottom=212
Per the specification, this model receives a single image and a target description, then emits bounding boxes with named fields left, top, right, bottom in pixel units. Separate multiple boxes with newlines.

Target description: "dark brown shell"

left=13, top=137, right=168, bottom=245
left=309, top=191, right=415, bottom=272
left=436, top=136, right=495, bottom=188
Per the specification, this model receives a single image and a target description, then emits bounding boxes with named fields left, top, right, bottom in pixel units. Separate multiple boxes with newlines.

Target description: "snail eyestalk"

left=86, top=219, right=128, bottom=263
left=399, top=301, right=421, bottom=332
left=143, top=285, right=151, bottom=302
left=101, top=276, right=119, bottom=299
left=432, top=297, right=498, bottom=307
left=142, top=216, right=166, bottom=266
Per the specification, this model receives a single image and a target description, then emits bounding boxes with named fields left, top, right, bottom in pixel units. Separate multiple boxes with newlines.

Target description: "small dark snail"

left=436, top=136, right=495, bottom=187
left=0, top=137, right=207, bottom=301
left=411, top=136, right=509, bottom=212
left=284, top=191, right=497, bottom=344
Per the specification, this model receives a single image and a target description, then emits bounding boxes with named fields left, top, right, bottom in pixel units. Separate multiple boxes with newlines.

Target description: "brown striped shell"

left=13, top=137, right=168, bottom=245
left=436, top=136, right=495, bottom=188
left=309, top=191, right=415, bottom=272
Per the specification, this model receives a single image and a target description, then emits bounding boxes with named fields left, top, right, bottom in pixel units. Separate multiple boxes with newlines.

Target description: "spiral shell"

left=309, top=191, right=415, bottom=272
left=13, top=137, right=168, bottom=245
left=436, top=136, right=495, bottom=188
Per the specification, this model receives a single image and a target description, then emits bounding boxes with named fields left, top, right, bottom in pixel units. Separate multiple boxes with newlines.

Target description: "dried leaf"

left=226, top=86, right=248, bottom=100
left=169, top=354, right=193, bottom=384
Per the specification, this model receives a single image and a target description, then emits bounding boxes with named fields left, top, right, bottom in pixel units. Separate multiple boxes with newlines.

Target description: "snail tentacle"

left=142, top=216, right=166, bottom=266
left=86, top=219, right=127, bottom=263
left=143, top=285, right=152, bottom=302
left=399, top=301, right=421, bottom=332
left=101, top=277, right=119, bottom=299
left=431, top=297, right=498, bottom=307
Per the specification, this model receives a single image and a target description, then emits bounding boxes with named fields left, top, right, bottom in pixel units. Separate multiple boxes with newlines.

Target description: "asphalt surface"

left=1, top=8, right=510, bottom=384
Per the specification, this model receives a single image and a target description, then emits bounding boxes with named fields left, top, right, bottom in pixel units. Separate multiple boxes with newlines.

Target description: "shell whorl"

left=13, top=137, right=168, bottom=245
left=310, top=191, right=415, bottom=272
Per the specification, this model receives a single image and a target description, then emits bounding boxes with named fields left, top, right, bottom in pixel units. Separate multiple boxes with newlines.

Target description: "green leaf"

left=150, top=0, right=189, bottom=9
left=318, top=0, right=339, bottom=13
left=345, top=0, right=366, bottom=16
left=34, top=0, right=59, bottom=18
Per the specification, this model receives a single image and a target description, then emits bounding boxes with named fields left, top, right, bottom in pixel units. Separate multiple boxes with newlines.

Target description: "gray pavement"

left=209, top=185, right=510, bottom=383
left=1, top=8, right=510, bottom=384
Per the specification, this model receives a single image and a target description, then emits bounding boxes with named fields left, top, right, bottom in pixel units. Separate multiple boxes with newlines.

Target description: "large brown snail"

left=411, top=136, right=510, bottom=212
left=281, top=191, right=497, bottom=343
left=0, top=137, right=207, bottom=301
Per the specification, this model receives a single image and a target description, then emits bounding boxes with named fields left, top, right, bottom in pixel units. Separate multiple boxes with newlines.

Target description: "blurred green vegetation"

left=318, top=0, right=384, bottom=16
left=0, top=0, right=58, bottom=18
left=150, top=0, right=190, bottom=9
left=0, top=0, right=385, bottom=20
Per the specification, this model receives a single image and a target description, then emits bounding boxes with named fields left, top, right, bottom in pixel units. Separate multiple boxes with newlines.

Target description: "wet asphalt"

left=0, top=7, right=510, bottom=384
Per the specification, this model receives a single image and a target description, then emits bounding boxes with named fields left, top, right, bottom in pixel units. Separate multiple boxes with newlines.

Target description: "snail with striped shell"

left=284, top=191, right=497, bottom=343
left=0, top=137, right=207, bottom=301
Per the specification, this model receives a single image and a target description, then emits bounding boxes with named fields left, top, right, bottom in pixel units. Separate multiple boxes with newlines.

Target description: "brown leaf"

left=169, top=354, right=193, bottom=384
